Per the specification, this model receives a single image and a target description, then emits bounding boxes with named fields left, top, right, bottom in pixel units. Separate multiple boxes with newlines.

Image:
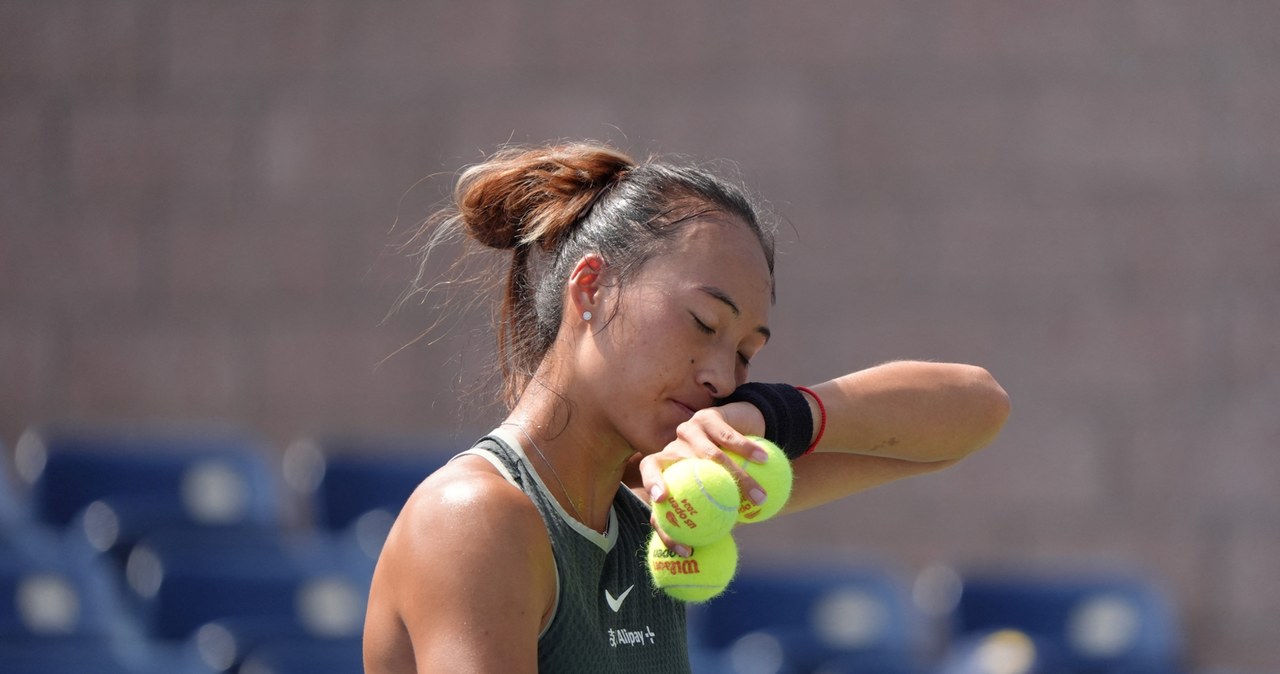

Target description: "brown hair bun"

left=455, top=144, right=634, bottom=250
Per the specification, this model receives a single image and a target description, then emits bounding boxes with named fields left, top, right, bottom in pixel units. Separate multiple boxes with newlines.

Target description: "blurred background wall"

left=1, top=1, right=1276, bottom=669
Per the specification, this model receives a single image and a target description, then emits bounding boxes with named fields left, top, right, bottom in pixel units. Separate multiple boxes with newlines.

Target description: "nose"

left=697, top=354, right=737, bottom=400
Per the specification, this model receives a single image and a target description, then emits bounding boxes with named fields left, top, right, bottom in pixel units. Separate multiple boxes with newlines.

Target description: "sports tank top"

left=455, top=428, right=691, bottom=673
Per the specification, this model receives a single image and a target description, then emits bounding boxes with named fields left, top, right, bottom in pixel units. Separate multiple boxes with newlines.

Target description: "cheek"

left=592, top=299, right=699, bottom=392
left=601, top=340, right=688, bottom=407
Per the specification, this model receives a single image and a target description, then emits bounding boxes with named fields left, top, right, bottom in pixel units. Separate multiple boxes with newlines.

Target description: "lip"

left=671, top=397, right=709, bottom=418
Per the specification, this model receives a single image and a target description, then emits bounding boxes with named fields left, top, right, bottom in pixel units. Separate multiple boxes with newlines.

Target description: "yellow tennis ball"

left=646, top=531, right=738, bottom=602
left=653, top=458, right=738, bottom=547
left=729, top=436, right=793, bottom=523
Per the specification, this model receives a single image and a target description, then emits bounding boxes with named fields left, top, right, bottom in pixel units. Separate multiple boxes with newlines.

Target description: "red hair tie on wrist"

left=795, top=386, right=826, bottom=456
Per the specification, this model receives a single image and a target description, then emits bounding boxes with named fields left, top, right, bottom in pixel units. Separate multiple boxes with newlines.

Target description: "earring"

left=582, top=311, right=593, bottom=321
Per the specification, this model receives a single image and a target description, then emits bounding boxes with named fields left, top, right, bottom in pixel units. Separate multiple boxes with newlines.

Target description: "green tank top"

left=457, top=429, right=692, bottom=673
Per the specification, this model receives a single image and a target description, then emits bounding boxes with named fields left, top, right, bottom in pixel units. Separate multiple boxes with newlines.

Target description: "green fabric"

left=465, top=434, right=692, bottom=673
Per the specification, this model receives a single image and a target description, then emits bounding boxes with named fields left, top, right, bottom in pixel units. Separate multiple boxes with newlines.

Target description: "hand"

left=640, top=402, right=769, bottom=556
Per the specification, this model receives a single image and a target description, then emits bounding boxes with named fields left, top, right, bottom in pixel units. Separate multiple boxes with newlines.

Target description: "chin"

left=618, top=406, right=687, bottom=456
left=620, top=426, right=673, bottom=458
left=650, top=425, right=684, bottom=455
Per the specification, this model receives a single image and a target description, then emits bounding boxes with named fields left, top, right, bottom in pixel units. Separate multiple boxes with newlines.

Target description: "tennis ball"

left=729, top=436, right=793, bottom=523
left=652, top=458, right=738, bottom=547
left=646, top=531, right=738, bottom=602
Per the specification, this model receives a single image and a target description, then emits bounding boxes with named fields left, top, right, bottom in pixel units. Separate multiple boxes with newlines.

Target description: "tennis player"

left=363, top=142, right=1010, bottom=673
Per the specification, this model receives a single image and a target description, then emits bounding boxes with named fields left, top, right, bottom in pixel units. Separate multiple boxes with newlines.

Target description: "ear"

left=567, top=253, right=607, bottom=320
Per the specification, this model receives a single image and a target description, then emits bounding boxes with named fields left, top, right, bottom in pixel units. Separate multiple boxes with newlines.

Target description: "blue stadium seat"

left=67, top=490, right=289, bottom=571
left=286, top=434, right=450, bottom=532
left=238, top=637, right=364, bottom=674
left=126, top=527, right=369, bottom=642
left=16, top=424, right=282, bottom=530
left=0, top=439, right=28, bottom=527
left=0, top=531, right=217, bottom=673
left=689, top=627, right=832, bottom=674
left=0, top=522, right=72, bottom=571
left=0, top=638, right=217, bottom=674
left=185, top=615, right=316, bottom=673
left=284, top=434, right=450, bottom=569
left=687, top=564, right=925, bottom=674
left=948, top=569, right=1185, bottom=674
left=180, top=533, right=376, bottom=673
left=2, top=437, right=58, bottom=565
left=0, top=539, right=138, bottom=641
left=932, top=628, right=1069, bottom=674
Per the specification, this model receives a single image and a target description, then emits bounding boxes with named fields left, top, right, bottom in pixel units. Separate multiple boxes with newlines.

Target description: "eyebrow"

left=697, top=285, right=772, bottom=342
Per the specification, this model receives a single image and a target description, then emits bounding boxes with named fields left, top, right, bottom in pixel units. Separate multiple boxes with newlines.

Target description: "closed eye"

left=692, top=314, right=715, bottom=335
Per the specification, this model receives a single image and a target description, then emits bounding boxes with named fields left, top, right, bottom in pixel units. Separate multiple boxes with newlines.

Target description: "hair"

left=403, top=141, right=776, bottom=409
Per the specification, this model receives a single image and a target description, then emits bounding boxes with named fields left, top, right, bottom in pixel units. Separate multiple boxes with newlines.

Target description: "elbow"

left=970, top=364, right=1011, bottom=421
left=964, top=365, right=1011, bottom=453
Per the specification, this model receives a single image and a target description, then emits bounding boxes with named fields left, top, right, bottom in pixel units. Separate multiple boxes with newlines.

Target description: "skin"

left=363, top=216, right=1011, bottom=674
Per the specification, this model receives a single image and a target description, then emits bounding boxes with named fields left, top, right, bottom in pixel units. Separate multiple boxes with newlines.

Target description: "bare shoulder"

left=382, top=454, right=552, bottom=577
left=364, top=455, right=553, bottom=674
left=414, top=454, right=536, bottom=515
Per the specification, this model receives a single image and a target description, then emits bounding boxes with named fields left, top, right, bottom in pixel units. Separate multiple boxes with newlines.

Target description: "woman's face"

left=578, top=216, right=773, bottom=455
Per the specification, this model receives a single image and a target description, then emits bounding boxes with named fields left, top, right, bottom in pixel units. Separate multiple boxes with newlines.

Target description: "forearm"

left=805, top=361, right=1010, bottom=463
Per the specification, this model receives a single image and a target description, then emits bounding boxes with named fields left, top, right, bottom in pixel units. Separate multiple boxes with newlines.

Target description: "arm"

left=805, top=361, right=1009, bottom=462
left=363, top=459, right=555, bottom=674
left=637, top=361, right=1009, bottom=523
left=784, top=361, right=1010, bottom=512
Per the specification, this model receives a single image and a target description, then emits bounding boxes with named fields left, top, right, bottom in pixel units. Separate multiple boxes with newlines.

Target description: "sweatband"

left=717, top=382, right=814, bottom=460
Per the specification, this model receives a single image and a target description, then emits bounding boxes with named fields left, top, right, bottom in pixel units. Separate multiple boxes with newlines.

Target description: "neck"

left=504, top=381, right=635, bottom=533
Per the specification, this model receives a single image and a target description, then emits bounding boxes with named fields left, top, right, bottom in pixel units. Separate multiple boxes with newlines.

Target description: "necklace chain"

left=500, top=422, right=588, bottom=526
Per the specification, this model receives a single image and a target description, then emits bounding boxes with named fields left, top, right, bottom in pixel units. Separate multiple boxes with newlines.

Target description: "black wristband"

left=716, top=382, right=814, bottom=460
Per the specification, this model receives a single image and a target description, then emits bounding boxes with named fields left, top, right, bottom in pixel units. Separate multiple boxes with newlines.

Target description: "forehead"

left=645, top=217, right=773, bottom=307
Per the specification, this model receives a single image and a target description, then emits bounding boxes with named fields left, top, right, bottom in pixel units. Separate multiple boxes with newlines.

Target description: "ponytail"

left=456, top=145, right=633, bottom=251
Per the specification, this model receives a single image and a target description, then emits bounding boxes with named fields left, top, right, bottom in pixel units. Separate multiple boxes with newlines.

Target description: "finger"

left=728, top=461, right=768, bottom=507
left=687, top=407, right=767, bottom=463
left=676, top=417, right=768, bottom=507
left=714, top=401, right=767, bottom=442
left=638, top=452, right=680, bottom=503
left=716, top=428, right=768, bottom=464
left=675, top=416, right=740, bottom=462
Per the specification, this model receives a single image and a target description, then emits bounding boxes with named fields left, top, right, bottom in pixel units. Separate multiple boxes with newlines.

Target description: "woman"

left=363, top=142, right=1010, bottom=673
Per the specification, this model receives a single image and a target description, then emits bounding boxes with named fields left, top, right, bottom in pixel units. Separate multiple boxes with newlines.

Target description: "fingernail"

left=750, top=488, right=767, bottom=505
left=751, top=447, right=768, bottom=463
left=674, top=545, right=692, bottom=558
left=650, top=485, right=664, bottom=501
